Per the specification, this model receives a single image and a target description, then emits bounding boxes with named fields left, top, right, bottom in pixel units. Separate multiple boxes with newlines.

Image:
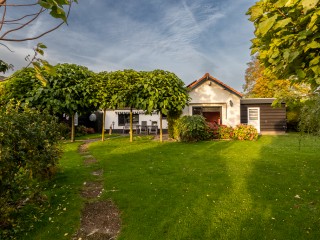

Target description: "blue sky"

left=1, top=0, right=256, bottom=91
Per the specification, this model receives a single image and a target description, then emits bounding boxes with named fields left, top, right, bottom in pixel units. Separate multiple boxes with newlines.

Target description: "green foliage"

left=299, top=95, right=320, bottom=135
left=38, top=0, right=78, bottom=22
left=137, top=70, right=190, bottom=115
left=247, top=0, right=320, bottom=89
left=233, top=124, right=258, bottom=141
left=176, top=115, right=209, bottom=142
left=167, top=110, right=182, bottom=139
left=0, top=68, right=41, bottom=107
left=0, top=103, right=62, bottom=237
left=0, top=60, right=13, bottom=74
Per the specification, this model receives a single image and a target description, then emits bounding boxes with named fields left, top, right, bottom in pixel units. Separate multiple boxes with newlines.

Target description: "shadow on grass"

left=240, top=135, right=320, bottom=239
left=89, top=137, right=235, bottom=239
left=87, top=135, right=320, bottom=239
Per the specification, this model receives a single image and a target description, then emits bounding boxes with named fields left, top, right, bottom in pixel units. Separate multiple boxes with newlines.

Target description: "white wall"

left=104, top=110, right=168, bottom=130
left=184, top=80, right=241, bottom=127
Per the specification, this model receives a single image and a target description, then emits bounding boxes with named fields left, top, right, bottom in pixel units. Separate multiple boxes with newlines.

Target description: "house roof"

left=187, top=73, right=243, bottom=98
left=241, top=98, right=277, bottom=104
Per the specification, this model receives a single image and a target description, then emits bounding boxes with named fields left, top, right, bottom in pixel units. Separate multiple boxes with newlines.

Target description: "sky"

left=0, top=0, right=257, bottom=92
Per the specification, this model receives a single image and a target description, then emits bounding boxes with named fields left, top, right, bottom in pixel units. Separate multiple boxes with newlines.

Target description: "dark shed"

left=240, top=98, right=286, bottom=133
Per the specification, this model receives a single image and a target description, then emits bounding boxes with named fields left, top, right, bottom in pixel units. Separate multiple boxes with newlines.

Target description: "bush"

left=217, top=125, right=234, bottom=139
left=0, top=103, right=62, bottom=237
left=176, top=115, right=210, bottom=142
left=167, top=110, right=182, bottom=139
left=233, top=124, right=258, bottom=141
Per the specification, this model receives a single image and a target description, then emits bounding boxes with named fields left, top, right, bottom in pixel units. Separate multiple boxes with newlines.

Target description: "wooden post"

left=130, top=108, right=133, bottom=142
left=160, top=112, right=163, bottom=143
left=102, top=109, right=106, bottom=141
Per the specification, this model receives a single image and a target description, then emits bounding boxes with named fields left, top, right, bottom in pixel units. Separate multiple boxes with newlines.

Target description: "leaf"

left=274, top=18, right=292, bottom=30
left=301, top=0, right=319, bottom=13
left=258, top=15, right=278, bottom=36
left=304, top=40, right=320, bottom=52
left=310, top=56, right=320, bottom=65
left=248, top=4, right=264, bottom=21
left=274, top=0, right=289, bottom=7
left=296, top=69, right=306, bottom=79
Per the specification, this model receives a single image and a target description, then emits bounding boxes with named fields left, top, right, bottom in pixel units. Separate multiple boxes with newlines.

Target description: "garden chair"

left=140, top=121, right=148, bottom=134
left=149, top=121, right=158, bottom=135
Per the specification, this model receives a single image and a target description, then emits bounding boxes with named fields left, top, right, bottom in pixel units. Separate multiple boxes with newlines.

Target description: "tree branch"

left=3, top=10, right=46, bottom=23
left=0, top=42, right=14, bottom=52
left=0, top=2, right=5, bottom=32
left=0, top=7, right=44, bottom=39
left=0, top=2, right=38, bottom=7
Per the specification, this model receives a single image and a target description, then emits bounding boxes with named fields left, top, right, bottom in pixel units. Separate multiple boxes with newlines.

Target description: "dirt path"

left=73, top=139, right=121, bottom=240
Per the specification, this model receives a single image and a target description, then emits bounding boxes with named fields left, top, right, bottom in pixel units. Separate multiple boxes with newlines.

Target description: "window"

left=192, top=107, right=202, bottom=115
left=118, top=113, right=139, bottom=126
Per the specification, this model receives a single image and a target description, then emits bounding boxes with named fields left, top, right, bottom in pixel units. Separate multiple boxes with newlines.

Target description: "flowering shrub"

left=233, top=124, right=258, bottom=140
left=217, top=125, right=234, bottom=139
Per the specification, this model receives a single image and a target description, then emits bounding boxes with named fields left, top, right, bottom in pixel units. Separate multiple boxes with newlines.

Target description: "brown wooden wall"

left=240, top=103, right=286, bottom=132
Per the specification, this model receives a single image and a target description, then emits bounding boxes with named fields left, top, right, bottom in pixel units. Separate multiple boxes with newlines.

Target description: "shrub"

left=217, top=125, right=234, bottom=139
left=0, top=103, right=62, bottom=237
left=233, top=124, right=258, bottom=141
left=167, top=110, right=182, bottom=139
left=176, top=115, right=210, bottom=142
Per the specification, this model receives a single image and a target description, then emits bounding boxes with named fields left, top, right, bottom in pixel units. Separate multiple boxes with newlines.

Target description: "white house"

left=183, top=73, right=242, bottom=127
left=101, top=73, right=286, bottom=134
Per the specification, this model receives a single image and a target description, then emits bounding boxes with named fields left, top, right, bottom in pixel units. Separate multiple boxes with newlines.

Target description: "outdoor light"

left=112, top=121, right=115, bottom=129
left=229, top=100, right=233, bottom=107
left=208, top=81, right=212, bottom=86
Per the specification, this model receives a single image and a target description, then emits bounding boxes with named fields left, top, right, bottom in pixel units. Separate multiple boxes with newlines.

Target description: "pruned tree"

left=30, top=63, right=95, bottom=142
left=92, top=71, right=124, bottom=141
left=137, top=70, right=189, bottom=142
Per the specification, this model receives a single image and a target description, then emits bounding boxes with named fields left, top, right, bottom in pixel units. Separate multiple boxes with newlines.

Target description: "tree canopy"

left=247, top=0, right=320, bottom=89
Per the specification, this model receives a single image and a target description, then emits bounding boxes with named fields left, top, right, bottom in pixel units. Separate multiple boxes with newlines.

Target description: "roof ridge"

left=188, top=73, right=243, bottom=97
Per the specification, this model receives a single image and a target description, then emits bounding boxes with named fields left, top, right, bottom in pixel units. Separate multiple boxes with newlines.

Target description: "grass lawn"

left=22, top=134, right=320, bottom=239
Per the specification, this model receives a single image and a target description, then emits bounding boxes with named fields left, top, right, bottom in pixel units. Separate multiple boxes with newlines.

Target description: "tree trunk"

left=102, top=109, right=106, bottom=141
left=160, top=112, right=163, bottom=142
left=71, top=113, right=75, bottom=143
left=130, top=108, right=133, bottom=142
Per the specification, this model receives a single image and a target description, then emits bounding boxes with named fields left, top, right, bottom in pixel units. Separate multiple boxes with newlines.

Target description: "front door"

left=248, top=107, right=260, bottom=133
left=203, top=112, right=221, bottom=125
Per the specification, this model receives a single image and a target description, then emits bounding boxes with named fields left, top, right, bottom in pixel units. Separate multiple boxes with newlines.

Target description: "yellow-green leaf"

left=301, top=0, right=319, bottom=13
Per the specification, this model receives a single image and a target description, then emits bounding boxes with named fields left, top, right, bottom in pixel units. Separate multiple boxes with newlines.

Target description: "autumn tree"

left=244, top=55, right=311, bottom=130
left=247, top=0, right=319, bottom=132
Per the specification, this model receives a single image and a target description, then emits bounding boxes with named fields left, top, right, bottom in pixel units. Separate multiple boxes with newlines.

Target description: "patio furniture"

left=149, top=121, right=158, bottom=135
left=122, top=123, right=130, bottom=134
left=140, top=121, right=148, bottom=134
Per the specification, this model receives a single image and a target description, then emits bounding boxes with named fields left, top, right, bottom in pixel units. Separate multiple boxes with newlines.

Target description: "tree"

left=244, top=55, right=311, bottom=130
left=0, top=0, right=77, bottom=74
left=0, top=68, right=41, bottom=106
left=137, top=70, right=189, bottom=142
left=30, top=63, right=96, bottom=142
left=247, top=0, right=320, bottom=89
left=92, top=71, right=123, bottom=141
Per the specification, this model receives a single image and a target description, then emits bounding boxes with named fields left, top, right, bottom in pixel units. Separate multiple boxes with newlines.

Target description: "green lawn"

left=22, top=134, right=320, bottom=239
